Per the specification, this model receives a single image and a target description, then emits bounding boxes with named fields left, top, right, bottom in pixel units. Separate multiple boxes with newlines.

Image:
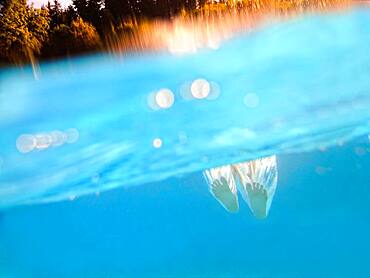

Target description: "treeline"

left=0, top=0, right=347, bottom=65
left=0, top=0, right=209, bottom=65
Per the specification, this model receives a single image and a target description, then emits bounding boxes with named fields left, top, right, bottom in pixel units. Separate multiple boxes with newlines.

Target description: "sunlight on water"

left=0, top=9, right=369, bottom=209
left=15, top=129, right=79, bottom=153
left=190, top=79, right=211, bottom=99
left=148, top=88, right=175, bottom=110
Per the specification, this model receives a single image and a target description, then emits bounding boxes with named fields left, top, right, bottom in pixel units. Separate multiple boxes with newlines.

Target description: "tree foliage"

left=0, top=0, right=208, bottom=64
left=0, top=0, right=50, bottom=63
left=45, top=17, right=101, bottom=57
left=47, top=0, right=63, bottom=27
left=70, top=17, right=101, bottom=51
left=72, top=0, right=103, bottom=32
left=1, top=0, right=316, bottom=65
left=28, top=6, right=51, bottom=50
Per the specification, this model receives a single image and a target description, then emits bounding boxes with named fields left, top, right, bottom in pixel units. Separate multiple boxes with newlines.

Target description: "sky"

left=29, top=0, right=72, bottom=8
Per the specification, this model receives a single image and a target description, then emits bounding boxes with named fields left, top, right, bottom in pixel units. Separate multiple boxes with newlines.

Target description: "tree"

left=47, top=2, right=77, bottom=26
left=45, top=17, right=101, bottom=57
left=105, top=0, right=190, bottom=20
left=28, top=6, right=50, bottom=51
left=70, top=17, right=101, bottom=51
left=105, top=0, right=134, bottom=21
left=64, top=5, right=78, bottom=25
left=0, top=0, right=50, bottom=63
left=73, top=0, right=88, bottom=19
left=47, top=0, right=63, bottom=28
left=0, top=0, right=29, bottom=62
left=0, top=0, right=7, bottom=11
left=45, top=24, right=72, bottom=56
left=87, top=0, right=103, bottom=30
left=73, top=0, right=103, bottom=32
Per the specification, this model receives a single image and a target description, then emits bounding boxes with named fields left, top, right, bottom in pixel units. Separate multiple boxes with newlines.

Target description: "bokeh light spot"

left=16, top=134, right=36, bottom=153
left=191, top=79, right=210, bottom=99
left=50, top=130, right=67, bottom=147
left=35, top=134, right=52, bottom=150
left=16, top=129, right=79, bottom=154
left=153, top=138, right=163, bottom=148
left=65, top=128, right=79, bottom=144
left=155, top=89, right=175, bottom=109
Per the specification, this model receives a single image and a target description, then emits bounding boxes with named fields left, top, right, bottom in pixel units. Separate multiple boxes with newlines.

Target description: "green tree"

left=70, top=17, right=101, bottom=51
left=0, top=0, right=7, bottom=10
left=0, top=0, right=29, bottom=62
left=45, top=24, right=72, bottom=56
left=73, top=0, right=88, bottom=19
left=0, top=0, right=50, bottom=63
left=46, top=17, right=101, bottom=57
left=86, top=0, right=103, bottom=31
left=64, top=5, right=78, bottom=25
left=105, top=0, right=135, bottom=21
left=73, top=0, right=103, bottom=32
left=47, top=0, right=63, bottom=28
left=28, top=6, right=51, bottom=51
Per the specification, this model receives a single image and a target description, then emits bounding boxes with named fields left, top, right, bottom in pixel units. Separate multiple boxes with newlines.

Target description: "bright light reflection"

left=148, top=88, right=175, bottom=110
left=65, top=128, right=79, bottom=143
left=181, top=79, right=220, bottom=101
left=191, top=79, right=211, bottom=99
left=167, top=26, right=197, bottom=54
left=153, top=138, right=163, bottom=148
left=16, top=134, right=36, bottom=153
left=155, top=89, right=175, bottom=109
left=50, top=130, right=67, bottom=146
left=35, top=133, right=52, bottom=150
left=16, top=128, right=79, bottom=154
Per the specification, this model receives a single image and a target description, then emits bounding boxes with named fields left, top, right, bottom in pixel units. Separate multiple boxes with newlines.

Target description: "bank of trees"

left=0, top=0, right=50, bottom=63
left=0, top=0, right=210, bottom=64
left=0, top=0, right=103, bottom=64
left=0, top=0, right=343, bottom=64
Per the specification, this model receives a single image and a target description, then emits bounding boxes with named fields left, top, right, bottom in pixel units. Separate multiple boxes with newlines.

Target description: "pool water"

left=0, top=138, right=369, bottom=277
left=0, top=8, right=370, bottom=278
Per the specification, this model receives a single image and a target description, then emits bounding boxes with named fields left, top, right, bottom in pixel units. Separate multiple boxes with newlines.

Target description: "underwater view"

left=0, top=0, right=370, bottom=276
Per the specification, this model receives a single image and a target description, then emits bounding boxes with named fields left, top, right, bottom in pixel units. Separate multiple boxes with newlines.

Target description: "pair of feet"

left=205, top=156, right=277, bottom=219
left=210, top=176, right=269, bottom=218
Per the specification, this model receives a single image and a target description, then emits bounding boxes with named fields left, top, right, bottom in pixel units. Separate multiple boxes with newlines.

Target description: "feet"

left=204, top=155, right=277, bottom=218
left=245, top=182, right=269, bottom=219
left=210, top=176, right=239, bottom=213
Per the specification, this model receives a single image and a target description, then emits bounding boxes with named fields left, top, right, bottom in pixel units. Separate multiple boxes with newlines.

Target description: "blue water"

left=0, top=8, right=370, bottom=277
left=0, top=139, right=369, bottom=277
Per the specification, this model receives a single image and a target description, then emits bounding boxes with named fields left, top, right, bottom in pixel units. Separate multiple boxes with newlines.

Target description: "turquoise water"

left=0, top=8, right=370, bottom=277
left=0, top=141, right=369, bottom=277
